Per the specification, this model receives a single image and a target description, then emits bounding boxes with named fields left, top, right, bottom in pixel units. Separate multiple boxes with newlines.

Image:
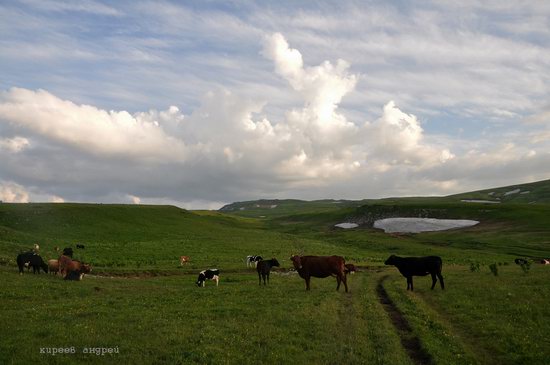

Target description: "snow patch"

left=520, top=191, right=530, bottom=195
left=335, top=222, right=359, bottom=229
left=373, top=218, right=479, bottom=233
left=504, top=188, right=521, bottom=196
left=461, top=199, right=500, bottom=204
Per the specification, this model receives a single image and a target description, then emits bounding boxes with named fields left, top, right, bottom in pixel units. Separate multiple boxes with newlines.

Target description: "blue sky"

left=1, top=1, right=549, bottom=208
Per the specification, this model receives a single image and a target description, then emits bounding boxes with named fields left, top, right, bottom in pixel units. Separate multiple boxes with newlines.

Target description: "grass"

left=0, top=267, right=412, bottom=365
left=383, top=264, right=550, bottom=365
left=1, top=177, right=550, bottom=364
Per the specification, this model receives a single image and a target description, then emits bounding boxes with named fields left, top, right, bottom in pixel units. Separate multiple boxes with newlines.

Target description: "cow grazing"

left=180, top=256, right=190, bottom=265
left=385, top=255, right=444, bottom=291
left=58, top=255, right=87, bottom=278
left=540, top=259, right=550, bottom=265
left=64, top=264, right=92, bottom=281
left=48, top=259, right=59, bottom=275
left=257, top=258, right=280, bottom=285
left=344, top=263, right=357, bottom=275
left=16, top=252, right=48, bottom=274
left=62, top=247, right=73, bottom=258
left=196, top=269, right=220, bottom=287
left=76, top=244, right=85, bottom=249
left=246, top=255, right=263, bottom=267
left=290, top=255, right=348, bottom=292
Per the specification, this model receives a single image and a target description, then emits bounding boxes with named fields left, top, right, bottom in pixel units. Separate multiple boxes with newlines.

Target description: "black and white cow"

left=246, top=255, right=263, bottom=268
left=196, top=269, right=220, bottom=287
left=16, top=252, right=48, bottom=274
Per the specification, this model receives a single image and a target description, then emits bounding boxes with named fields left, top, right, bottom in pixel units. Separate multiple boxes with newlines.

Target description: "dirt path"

left=376, top=275, right=434, bottom=365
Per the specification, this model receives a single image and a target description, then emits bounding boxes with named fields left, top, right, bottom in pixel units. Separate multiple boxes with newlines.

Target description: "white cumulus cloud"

left=0, top=181, right=30, bottom=203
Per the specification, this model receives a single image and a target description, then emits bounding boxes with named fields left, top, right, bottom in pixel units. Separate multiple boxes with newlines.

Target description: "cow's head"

left=81, top=264, right=92, bottom=274
left=290, top=255, right=302, bottom=270
left=384, top=255, right=397, bottom=265
left=196, top=273, right=205, bottom=287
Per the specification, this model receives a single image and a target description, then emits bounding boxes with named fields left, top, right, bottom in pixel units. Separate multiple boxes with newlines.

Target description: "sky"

left=1, top=0, right=550, bottom=209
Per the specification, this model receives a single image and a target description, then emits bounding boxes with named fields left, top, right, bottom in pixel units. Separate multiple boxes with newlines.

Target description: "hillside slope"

left=0, top=203, right=362, bottom=272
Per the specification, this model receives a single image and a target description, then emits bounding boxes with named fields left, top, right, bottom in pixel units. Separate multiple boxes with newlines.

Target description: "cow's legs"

left=437, top=272, right=445, bottom=290
left=305, top=276, right=311, bottom=290
left=342, top=274, right=348, bottom=293
left=406, top=277, right=413, bottom=290
left=266, top=272, right=269, bottom=285
left=431, top=273, right=437, bottom=289
left=215, top=276, right=219, bottom=287
left=258, top=272, right=262, bottom=285
left=336, top=275, right=341, bottom=291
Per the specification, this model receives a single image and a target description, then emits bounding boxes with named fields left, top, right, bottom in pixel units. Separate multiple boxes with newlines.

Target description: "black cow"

left=76, top=244, right=85, bottom=249
left=257, top=258, right=280, bottom=285
left=16, top=252, right=48, bottom=274
left=196, top=269, right=220, bottom=287
left=385, top=255, right=444, bottom=291
left=62, top=247, right=74, bottom=258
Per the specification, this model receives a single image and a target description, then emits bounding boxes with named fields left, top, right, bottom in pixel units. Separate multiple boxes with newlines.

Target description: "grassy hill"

left=219, top=198, right=371, bottom=218
left=447, top=178, right=550, bottom=204
left=0, top=203, right=368, bottom=273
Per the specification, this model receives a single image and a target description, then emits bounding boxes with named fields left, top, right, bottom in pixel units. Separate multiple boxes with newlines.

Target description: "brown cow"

left=58, top=255, right=86, bottom=278
left=48, top=259, right=59, bottom=275
left=64, top=264, right=92, bottom=281
left=180, top=256, right=190, bottom=265
left=290, top=255, right=348, bottom=292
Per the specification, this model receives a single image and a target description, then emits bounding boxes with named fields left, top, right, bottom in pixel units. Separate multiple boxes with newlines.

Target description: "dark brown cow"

left=58, top=255, right=88, bottom=278
left=290, top=255, right=348, bottom=292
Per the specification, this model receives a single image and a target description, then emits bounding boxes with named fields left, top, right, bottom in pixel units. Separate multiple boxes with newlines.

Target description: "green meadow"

left=1, top=180, right=550, bottom=364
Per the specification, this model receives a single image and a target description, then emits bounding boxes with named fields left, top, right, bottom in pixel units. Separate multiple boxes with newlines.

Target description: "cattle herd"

left=19, top=241, right=549, bottom=292
left=16, top=246, right=92, bottom=281
left=16, top=243, right=449, bottom=291
left=198, top=253, right=447, bottom=293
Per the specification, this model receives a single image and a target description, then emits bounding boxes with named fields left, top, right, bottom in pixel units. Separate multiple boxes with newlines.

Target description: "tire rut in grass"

left=377, top=275, right=434, bottom=365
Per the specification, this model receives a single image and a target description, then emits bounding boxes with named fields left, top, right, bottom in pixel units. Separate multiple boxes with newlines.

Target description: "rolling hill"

left=219, top=178, right=550, bottom=219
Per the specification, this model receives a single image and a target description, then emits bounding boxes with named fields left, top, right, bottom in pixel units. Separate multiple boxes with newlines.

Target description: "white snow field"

left=373, top=218, right=479, bottom=233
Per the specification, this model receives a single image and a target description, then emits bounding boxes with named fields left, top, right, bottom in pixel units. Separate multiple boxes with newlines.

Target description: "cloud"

left=19, top=0, right=121, bottom=16
left=364, top=101, right=454, bottom=166
left=0, top=88, right=188, bottom=162
left=0, top=181, right=29, bottom=203
left=0, top=136, right=29, bottom=153
left=1, top=31, right=549, bottom=206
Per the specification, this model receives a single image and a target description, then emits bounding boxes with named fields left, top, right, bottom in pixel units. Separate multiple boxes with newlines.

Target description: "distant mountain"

left=219, top=198, right=370, bottom=218
left=219, top=179, right=550, bottom=218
